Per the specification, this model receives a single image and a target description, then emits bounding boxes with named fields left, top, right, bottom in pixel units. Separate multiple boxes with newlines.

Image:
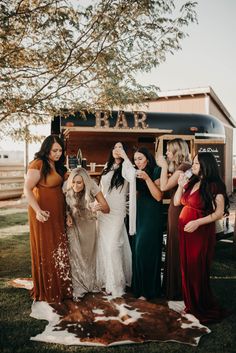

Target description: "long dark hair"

left=134, top=146, right=157, bottom=176
left=34, top=135, right=66, bottom=179
left=101, top=142, right=128, bottom=192
left=186, top=152, right=229, bottom=215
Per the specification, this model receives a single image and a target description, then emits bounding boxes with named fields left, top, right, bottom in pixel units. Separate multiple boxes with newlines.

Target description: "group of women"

left=24, top=134, right=230, bottom=324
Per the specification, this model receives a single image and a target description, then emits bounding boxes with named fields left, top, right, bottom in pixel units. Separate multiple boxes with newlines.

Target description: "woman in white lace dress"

left=65, top=167, right=109, bottom=300
left=96, top=142, right=135, bottom=297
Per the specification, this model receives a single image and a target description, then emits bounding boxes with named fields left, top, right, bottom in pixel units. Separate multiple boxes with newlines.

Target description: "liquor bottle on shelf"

left=81, top=158, right=87, bottom=169
left=76, top=148, right=82, bottom=166
left=68, top=155, right=78, bottom=170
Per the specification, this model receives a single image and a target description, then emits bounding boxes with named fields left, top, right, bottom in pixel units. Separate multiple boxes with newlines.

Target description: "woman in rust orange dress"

left=24, top=135, right=72, bottom=303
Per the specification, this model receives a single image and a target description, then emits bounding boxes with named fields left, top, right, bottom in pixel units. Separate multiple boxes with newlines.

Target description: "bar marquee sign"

left=63, top=111, right=149, bottom=130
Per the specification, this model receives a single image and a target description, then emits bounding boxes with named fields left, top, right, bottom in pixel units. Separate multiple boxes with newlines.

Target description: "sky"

left=139, top=0, right=236, bottom=131
left=1, top=0, right=236, bottom=157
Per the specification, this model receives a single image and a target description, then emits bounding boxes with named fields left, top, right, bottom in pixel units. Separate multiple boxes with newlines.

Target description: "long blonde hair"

left=167, top=138, right=191, bottom=173
left=65, top=167, right=96, bottom=219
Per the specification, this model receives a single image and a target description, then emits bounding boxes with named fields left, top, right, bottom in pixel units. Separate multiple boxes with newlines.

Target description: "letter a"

left=114, top=111, right=128, bottom=128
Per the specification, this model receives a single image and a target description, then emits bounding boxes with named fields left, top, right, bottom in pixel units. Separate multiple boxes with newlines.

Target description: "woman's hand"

left=156, top=155, right=168, bottom=168
left=184, top=219, right=200, bottom=233
left=89, top=202, right=102, bottom=212
left=136, top=170, right=149, bottom=181
left=36, top=210, right=50, bottom=223
left=178, top=172, right=188, bottom=188
left=66, top=214, right=73, bottom=227
left=116, top=148, right=128, bottom=160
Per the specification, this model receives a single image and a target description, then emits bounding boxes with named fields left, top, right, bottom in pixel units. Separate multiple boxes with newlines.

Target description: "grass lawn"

left=0, top=210, right=236, bottom=353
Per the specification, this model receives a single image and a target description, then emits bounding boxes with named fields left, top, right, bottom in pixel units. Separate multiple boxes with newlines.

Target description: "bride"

left=96, top=142, right=136, bottom=297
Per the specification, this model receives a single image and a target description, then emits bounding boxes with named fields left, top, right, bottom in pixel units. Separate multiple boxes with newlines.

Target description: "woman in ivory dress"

left=96, top=142, right=136, bottom=297
left=65, top=167, right=109, bottom=300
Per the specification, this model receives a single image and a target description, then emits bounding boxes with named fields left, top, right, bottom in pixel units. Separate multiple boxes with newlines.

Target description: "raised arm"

left=135, top=168, right=163, bottom=201
left=117, top=148, right=136, bottom=182
left=157, top=155, right=182, bottom=191
left=173, top=172, right=187, bottom=206
left=24, top=169, right=49, bottom=222
left=142, top=173, right=163, bottom=201
left=116, top=147, right=136, bottom=235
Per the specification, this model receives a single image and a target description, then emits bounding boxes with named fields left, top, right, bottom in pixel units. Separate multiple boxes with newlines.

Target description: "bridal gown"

left=96, top=167, right=132, bottom=297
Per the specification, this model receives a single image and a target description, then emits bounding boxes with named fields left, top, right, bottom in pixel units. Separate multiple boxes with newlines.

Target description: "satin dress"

left=179, top=184, right=226, bottom=323
left=28, top=159, right=72, bottom=303
left=162, top=162, right=191, bottom=300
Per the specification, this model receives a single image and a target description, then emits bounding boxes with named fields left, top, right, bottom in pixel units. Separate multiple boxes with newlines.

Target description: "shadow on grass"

left=0, top=232, right=31, bottom=279
left=0, top=212, right=28, bottom=229
left=211, top=239, right=236, bottom=277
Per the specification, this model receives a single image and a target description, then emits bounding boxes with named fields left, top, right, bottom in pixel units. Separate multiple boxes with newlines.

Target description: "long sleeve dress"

left=96, top=165, right=133, bottom=297
left=28, top=159, right=72, bottom=303
left=66, top=181, right=101, bottom=299
left=179, top=183, right=227, bottom=323
left=162, top=162, right=191, bottom=300
left=132, top=166, right=163, bottom=299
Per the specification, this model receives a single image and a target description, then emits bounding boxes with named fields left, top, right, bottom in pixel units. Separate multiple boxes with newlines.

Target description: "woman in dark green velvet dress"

left=132, top=147, right=163, bottom=300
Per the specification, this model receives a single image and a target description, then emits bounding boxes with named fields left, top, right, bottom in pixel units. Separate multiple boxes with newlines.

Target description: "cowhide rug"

left=10, top=278, right=210, bottom=346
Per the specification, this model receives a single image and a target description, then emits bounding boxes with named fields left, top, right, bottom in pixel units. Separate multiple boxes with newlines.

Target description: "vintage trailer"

left=51, top=110, right=226, bottom=186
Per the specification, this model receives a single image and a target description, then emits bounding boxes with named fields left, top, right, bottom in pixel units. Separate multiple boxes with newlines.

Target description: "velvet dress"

left=179, top=184, right=226, bottom=323
left=28, top=159, right=72, bottom=303
left=132, top=166, right=163, bottom=299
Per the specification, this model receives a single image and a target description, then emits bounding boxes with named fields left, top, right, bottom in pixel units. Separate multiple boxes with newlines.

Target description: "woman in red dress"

left=174, top=152, right=229, bottom=323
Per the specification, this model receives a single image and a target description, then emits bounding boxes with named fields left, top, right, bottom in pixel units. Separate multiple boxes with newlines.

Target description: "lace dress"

left=96, top=166, right=132, bottom=297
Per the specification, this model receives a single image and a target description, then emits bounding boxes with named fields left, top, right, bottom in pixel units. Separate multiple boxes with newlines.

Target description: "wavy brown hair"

left=186, top=152, right=229, bottom=215
left=101, top=142, right=128, bottom=192
left=34, top=135, right=66, bottom=180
